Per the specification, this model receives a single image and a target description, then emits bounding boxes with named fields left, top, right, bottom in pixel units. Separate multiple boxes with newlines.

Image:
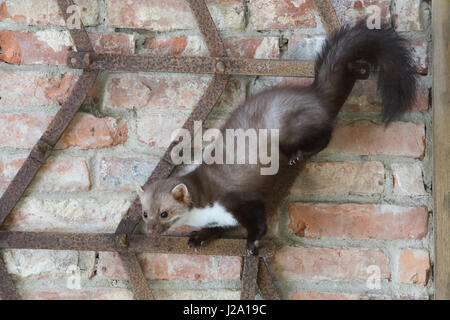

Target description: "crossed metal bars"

left=0, top=0, right=354, bottom=300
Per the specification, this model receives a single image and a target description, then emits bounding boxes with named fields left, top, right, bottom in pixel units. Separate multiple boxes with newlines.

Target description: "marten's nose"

left=147, top=228, right=154, bottom=235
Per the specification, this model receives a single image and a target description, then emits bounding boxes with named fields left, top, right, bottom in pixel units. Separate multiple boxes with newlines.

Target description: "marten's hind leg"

left=280, top=121, right=333, bottom=165
left=232, top=200, right=267, bottom=256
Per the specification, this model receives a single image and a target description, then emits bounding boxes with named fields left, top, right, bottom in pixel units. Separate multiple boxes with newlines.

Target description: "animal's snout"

left=146, top=227, right=154, bottom=235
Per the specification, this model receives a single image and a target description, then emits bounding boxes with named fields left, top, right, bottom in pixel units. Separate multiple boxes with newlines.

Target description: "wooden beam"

left=432, top=0, right=450, bottom=300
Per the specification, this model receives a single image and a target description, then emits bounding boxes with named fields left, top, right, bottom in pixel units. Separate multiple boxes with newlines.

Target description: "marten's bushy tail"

left=313, top=20, right=417, bottom=122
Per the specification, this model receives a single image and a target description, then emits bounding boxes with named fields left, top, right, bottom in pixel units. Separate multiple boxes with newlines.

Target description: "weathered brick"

left=397, top=249, right=430, bottom=285
left=0, top=30, right=134, bottom=65
left=3, top=198, right=131, bottom=233
left=103, top=73, right=245, bottom=112
left=288, top=203, right=428, bottom=239
left=330, top=0, right=391, bottom=26
left=342, top=80, right=429, bottom=113
left=291, top=292, right=361, bottom=300
left=393, top=0, right=423, bottom=31
left=291, top=161, right=385, bottom=195
left=143, top=35, right=280, bottom=59
left=323, top=121, right=426, bottom=158
left=249, top=0, right=316, bottom=30
left=105, top=0, right=245, bottom=31
left=270, top=247, right=390, bottom=281
left=99, top=157, right=159, bottom=191
left=0, top=113, right=127, bottom=149
left=137, top=113, right=188, bottom=149
left=0, top=71, right=79, bottom=109
left=0, top=157, right=90, bottom=192
left=3, top=249, right=95, bottom=280
left=98, top=252, right=241, bottom=281
left=0, top=0, right=99, bottom=26
left=392, top=162, right=427, bottom=196
left=410, top=37, right=429, bottom=75
left=20, top=288, right=134, bottom=300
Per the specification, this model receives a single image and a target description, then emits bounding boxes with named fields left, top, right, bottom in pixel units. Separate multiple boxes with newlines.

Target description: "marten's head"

left=136, top=178, right=192, bottom=235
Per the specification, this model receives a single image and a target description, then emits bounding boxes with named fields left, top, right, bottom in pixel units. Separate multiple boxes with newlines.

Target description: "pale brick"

left=99, top=157, right=159, bottom=191
left=393, top=0, right=423, bottom=31
left=392, top=162, right=427, bottom=196
left=397, top=249, right=430, bottom=285
left=0, top=71, right=78, bottom=109
left=291, top=161, right=385, bottom=195
left=288, top=203, right=428, bottom=239
left=137, top=113, right=188, bottom=149
left=330, top=0, right=391, bottom=26
left=410, top=37, right=429, bottom=75
left=20, top=288, right=134, bottom=300
left=3, top=198, right=131, bottom=233
left=291, top=292, right=361, bottom=300
left=323, top=121, right=426, bottom=158
left=3, top=249, right=95, bottom=280
left=0, top=0, right=99, bottom=26
left=249, top=0, right=316, bottom=30
left=98, top=252, right=241, bottom=281
left=270, top=247, right=390, bottom=281
left=105, top=0, right=245, bottom=31
left=0, top=157, right=91, bottom=192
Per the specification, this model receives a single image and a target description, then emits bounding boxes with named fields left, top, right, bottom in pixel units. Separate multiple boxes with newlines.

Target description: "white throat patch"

left=173, top=202, right=239, bottom=228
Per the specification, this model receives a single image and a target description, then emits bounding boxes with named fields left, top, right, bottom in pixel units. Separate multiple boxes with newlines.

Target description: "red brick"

left=99, top=157, right=159, bottom=191
left=291, top=161, right=385, bottom=195
left=0, top=157, right=91, bottom=192
left=342, top=80, right=429, bottom=113
left=0, top=113, right=127, bottom=149
left=330, top=0, right=391, bottom=26
left=288, top=203, right=428, bottom=240
left=98, top=252, right=241, bottom=281
left=57, top=113, right=128, bottom=149
left=249, top=0, right=316, bottom=30
left=270, top=247, right=390, bottom=281
left=105, top=0, right=245, bottom=31
left=0, top=0, right=99, bottom=26
left=0, top=71, right=79, bottom=108
left=392, top=163, right=427, bottom=196
left=323, top=121, right=426, bottom=158
left=20, top=288, right=133, bottom=300
left=397, top=249, right=430, bottom=285
left=143, top=35, right=279, bottom=59
left=0, top=30, right=134, bottom=65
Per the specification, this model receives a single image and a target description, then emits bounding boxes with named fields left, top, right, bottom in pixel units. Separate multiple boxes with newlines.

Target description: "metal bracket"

left=0, top=0, right=353, bottom=300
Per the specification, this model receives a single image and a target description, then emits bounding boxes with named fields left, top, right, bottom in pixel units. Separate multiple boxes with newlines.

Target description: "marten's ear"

left=136, top=185, right=145, bottom=198
left=171, top=184, right=189, bottom=203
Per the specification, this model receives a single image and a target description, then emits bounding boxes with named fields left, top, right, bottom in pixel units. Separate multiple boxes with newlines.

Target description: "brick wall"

left=0, top=0, right=433, bottom=300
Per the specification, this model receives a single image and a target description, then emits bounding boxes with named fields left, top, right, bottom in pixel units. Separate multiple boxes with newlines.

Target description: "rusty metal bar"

left=241, top=256, right=259, bottom=300
left=67, top=52, right=315, bottom=78
left=119, top=252, right=154, bottom=300
left=0, top=259, right=20, bottom=300
left=313, top=0, right=341, bottom=36
left=0, top=71, right=98, bottom=226
left=257, top=257, right=281, bottom=300
left=0, top=232, right=276, bottom=257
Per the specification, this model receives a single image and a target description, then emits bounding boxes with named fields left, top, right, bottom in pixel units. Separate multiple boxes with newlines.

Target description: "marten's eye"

left=160, top=211, right=168, bottom=218
left=143, top=212, right=148, bottom=219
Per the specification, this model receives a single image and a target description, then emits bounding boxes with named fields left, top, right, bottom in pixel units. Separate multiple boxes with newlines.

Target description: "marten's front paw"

left=188, top=231, right=206, bottom=251
left=246, top=240, right=260, bottom=256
